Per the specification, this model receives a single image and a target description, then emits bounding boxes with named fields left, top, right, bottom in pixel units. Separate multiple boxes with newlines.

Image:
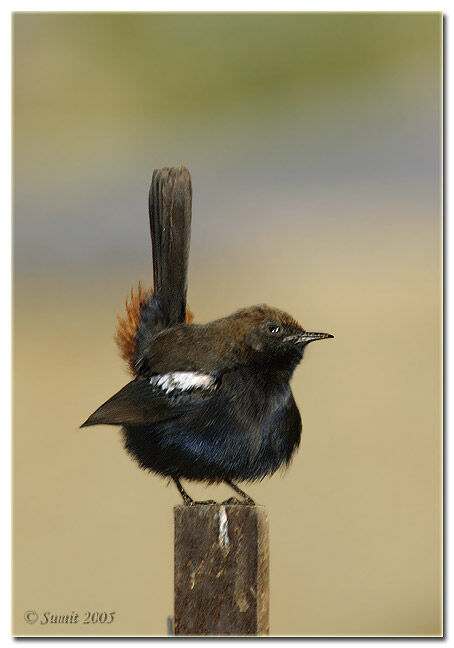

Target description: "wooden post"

left=174, top=504, right=269, bottom=636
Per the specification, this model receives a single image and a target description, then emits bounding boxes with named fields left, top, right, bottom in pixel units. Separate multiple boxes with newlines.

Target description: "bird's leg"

left=173, top=477, right=194, bottom=505
left=223, top=479, right=255, bottom=505
left=172, top=477, right=216, bottom=506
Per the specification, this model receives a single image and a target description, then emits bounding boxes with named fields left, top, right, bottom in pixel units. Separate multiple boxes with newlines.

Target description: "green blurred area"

left=14, top=13, right=440, bottom=137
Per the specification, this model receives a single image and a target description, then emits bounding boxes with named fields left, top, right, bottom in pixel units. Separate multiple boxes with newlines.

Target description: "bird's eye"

left=266, top=322, right=281, bottom=334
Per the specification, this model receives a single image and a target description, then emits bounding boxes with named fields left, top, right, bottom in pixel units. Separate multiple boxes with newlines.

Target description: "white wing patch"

left=149, top=371, right=216, bottom=394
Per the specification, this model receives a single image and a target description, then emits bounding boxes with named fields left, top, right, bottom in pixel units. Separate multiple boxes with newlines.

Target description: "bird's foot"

left=174, top=478, right=216, bottom=506
left=224, top=479, right=255, bottom=505
left=221, top=496, right=256, bottom=506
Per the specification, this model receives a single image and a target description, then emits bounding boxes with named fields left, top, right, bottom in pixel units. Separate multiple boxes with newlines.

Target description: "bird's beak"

left=287, top=331, right=334, bottom=345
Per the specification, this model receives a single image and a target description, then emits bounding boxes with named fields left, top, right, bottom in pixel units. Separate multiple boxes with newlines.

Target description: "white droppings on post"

left=218, top=505, right=229, bottom=553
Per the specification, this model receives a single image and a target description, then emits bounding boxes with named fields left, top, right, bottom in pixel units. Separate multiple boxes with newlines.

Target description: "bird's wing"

left=80, top=372, right=218, bottom=428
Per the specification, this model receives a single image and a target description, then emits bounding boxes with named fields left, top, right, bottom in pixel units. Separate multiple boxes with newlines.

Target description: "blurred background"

left=13, top=13, right=442, bottom=636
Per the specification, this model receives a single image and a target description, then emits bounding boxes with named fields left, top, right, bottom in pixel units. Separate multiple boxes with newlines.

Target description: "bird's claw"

left=185, top=499, right=217, bottom=506
left=222, top=497, right=242, bottom=505
left=221, top=496, right=256, bottom=506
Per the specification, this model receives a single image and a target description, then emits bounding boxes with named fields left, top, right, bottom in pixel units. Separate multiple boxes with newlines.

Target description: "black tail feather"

left=133, top=166, right=193, bottom=373
left=134, top=166, right=192, bottom=375
left=148, top=166, right=192, bottom=328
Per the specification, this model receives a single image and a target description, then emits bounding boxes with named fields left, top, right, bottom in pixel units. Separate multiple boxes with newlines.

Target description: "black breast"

left=121, top=367, right=302, bottom=482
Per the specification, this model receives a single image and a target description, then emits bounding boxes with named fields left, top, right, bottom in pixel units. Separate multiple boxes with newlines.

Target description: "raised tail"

left=115, top=167, right=193, bottom=375
left=148, top=166, right=192, bottom=327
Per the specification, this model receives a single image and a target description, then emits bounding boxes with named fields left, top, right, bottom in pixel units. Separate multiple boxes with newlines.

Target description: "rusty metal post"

left=174, top=504, right=269, bottom=636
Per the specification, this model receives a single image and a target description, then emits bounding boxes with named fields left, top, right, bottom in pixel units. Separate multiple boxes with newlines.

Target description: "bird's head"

left=227, top=304, right=333, bottom=376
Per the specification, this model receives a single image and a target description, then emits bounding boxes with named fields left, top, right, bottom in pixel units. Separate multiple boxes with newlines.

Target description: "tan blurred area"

left=13, top=13, right=442, bottom=636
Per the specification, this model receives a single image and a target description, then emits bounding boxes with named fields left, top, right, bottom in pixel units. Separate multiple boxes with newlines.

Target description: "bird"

left=81, top=166, right=333, bottom=506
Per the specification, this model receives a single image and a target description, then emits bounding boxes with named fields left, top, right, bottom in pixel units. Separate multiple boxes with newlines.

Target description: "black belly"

left=121, top=382, right=302, bottom=483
